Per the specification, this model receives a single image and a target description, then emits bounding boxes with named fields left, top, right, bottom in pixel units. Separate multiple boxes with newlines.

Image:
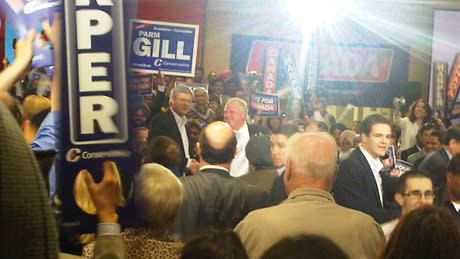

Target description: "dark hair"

left=145, top=136, right=182, bottom=167
left=330, top=123, right=347, bottom=134
left=396, top=169, right=432, bottom=194
left=272, top=124, right=300, bottom=138
left=380, top=206, right=460, bottom=259
left=408, top=99, right=433, bottom=124
left=198, top=128, right=237, bottom=164
left=245, top=135, right=273, bottom=167
left=360, top=114, right=390, bottom=136
left=186, top=119, right=202, bottom=132
left=212, top=79, right=224, bottom=87
left=261, top=235, right=349, bottom=259
left=391, top=123, right=401, bottom=141
left=181, top=229, right=248, bottom=259
left=209, top=94, right=220, bottom=105
left=442, top=126, right=460, bottom=145
left=447, top=153, right=460, bottom=175
left=430, top=131, right=442, bottom=143
left=305, top=120, right=329, bottom=132
left=419, top=123, right=437, bottom=135
left=30, top=108, right=50, bottom=129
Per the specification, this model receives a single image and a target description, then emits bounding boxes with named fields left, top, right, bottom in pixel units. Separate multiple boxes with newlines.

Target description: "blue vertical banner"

left=128, top=19, right=199, bottom=77
left=61, top=0, right=140, bottom=232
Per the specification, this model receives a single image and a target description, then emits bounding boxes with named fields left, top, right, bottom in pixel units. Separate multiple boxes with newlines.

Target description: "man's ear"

left=284, top=159, right=293, bottom=184
left=394, top=192, right=404, bottom=207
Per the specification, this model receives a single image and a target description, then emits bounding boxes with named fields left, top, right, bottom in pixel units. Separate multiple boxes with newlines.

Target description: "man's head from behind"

left=446, top=153, right=460, bottom=202
left=270, top=124, right=300, bottom=168
left=170, top=85, right=193, bottom=116
left=443, top=126, right=460, bottom=156
left=284, top=132, right=337, bottom=195
left=134, top=163, right=183, bottom=232
left=224, top=98, right=247, bottom=131
left=360, top=114, right=392, bottom=159
left=197, top=121, right=237, bottom=166
left=394, top=170, right=434, bottom=215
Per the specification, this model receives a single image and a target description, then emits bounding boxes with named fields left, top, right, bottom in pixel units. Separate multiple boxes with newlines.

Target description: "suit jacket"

left=267, top=171, right=287, bottom=206
left=235, top=188, right=384, bottom=259
left=419, top=148, right=449, bottom=198
left=172, top=167, right=267, bottom=241
left=443, top=200, right=460, bottom=226
left=332, top=148, right=395, bottom=223
left=248, top=123, right=270, bottom=137
left=401, top=145, right=420, bottom=161
left=148, top=109, right=187, bottom=170
left=239, top=167, right=278, bottom=193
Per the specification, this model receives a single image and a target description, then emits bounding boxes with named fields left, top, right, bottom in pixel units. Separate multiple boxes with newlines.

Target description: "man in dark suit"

left=438, top=153, right=460, bottom=225
left=267, top=124, right=301, bottom=206
left=401, top=123, right=436, bottom=162
left=332, top=114, right=396, bottom=223
left=419, top=126, right=460, bottom=199
left=147, top=85, right=199, bottom=174
left=224, top=97, right=269, bottom=177
left=172, top=121, right=267, bottom=241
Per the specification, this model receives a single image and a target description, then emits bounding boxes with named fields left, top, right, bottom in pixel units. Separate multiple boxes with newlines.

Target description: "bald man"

left=235, top=132, right=384, bottom=259
left=172, top=121, right=267, bottom=241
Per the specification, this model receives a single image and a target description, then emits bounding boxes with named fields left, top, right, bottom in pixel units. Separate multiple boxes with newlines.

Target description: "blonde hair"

left=286, top=132, right=337, bottom=179
left=23, top=95, right=51, bottom=121
left=134, top=163, right=183, bottom=230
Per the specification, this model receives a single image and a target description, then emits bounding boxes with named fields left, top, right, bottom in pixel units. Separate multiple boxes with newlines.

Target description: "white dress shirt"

left=360, top=146, right=384, bottom=207
left=171, top=109, right=190, bottom=160
left=229, top=123, right=250, bottom=177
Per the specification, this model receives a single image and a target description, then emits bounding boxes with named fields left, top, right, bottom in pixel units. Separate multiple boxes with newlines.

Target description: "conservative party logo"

left=66, top=148, right=82, bottom=163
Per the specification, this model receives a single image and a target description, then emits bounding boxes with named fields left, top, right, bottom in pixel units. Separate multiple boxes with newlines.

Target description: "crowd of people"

left=1, top=14, right=460, bottom=259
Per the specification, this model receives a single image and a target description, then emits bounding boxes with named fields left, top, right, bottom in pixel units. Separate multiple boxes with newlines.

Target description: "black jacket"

left=332, top=148, right=396, bottom=223
left=172, top=167, right=267, bottom=241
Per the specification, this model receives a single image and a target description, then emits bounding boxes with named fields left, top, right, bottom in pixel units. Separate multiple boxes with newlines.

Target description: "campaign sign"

left=128, top=74, right=153, bottom=95
left=61, top=0, right=140, bottom=233
left=128, top=19, right=199, bottom=77
left=249, top=90, right=279, bottom=117
left=0, top=0, right=61, bottom=69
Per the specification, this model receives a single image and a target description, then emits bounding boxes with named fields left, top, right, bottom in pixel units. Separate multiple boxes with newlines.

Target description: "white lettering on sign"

left=132, top=37, right=190, bottom=60
left=76, top=1, right=119, bottom=135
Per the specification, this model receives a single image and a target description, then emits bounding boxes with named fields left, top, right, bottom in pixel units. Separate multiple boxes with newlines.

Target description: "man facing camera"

left=332, top=114, right=396, bottom=223
left=380, top=170, right=434, bottom=239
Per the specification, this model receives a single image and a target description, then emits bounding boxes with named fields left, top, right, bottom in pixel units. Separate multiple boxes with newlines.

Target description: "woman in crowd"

left=83, top=163, right=184, bottom=258
left=393, top=99, right=442, bottom=152
left=380, top=206, right=460, bottom=259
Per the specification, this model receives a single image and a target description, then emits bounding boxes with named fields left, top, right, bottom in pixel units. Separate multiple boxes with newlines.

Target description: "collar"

left=235, top=122, right=249, bottom=134
left=276, top=166, right=285, bottom=176
left=359, top=146, right=383, bottom=169
left=200, top=165, right=229, bottom=173
left=444, top=147, right=453, bottom=160
left=171, top=108, right=187, bottom=126
left=452, top=201, right=460, bottom=212
left=287, top=188, right=335, bottom=203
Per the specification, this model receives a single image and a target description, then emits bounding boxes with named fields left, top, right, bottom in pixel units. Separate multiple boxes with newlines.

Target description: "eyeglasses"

left=402, top=190, right=435, bottom=200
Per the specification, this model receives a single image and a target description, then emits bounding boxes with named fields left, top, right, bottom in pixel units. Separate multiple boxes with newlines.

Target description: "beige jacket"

left=235, top=188, right=385, bottom=259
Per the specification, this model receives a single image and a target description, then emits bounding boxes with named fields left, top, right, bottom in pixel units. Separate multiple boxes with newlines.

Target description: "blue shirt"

left=30, top=111, right=61, bottom=199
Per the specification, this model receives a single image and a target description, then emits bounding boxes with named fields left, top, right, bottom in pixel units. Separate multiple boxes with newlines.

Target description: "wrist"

left=97, top=210, right=118, bottom=223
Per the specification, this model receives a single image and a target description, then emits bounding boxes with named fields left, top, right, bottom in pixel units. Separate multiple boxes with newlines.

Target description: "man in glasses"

left=381, top=170, right=434, bottom=239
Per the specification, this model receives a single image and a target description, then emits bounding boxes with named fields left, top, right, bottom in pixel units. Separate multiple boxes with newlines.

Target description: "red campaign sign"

left=447, top=54, right=460, bottom=101
left=246, top=40, right=300, bottom=74
left=263, top=47, right=279, bottom=94
left=319, top=46, right=394, bottom=82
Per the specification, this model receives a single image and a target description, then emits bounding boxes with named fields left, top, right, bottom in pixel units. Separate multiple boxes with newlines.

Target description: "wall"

left=203, top=0, right=460, bottom=99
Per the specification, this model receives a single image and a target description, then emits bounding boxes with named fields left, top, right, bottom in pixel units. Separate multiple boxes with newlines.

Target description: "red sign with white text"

left=319, top=46, right=394, bottom=82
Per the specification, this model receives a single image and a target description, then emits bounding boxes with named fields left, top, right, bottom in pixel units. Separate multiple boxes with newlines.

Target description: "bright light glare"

left=286, top=0, right=349, bottom=34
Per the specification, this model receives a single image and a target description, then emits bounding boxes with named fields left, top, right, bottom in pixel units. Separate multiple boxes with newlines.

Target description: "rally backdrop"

left=230, top=34, right=409, bottom=107
left=430, top=10, right=460, bottom=122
